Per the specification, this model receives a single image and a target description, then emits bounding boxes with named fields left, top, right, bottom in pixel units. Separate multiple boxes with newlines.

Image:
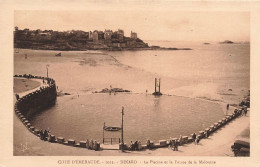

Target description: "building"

left=89, top=31, right=93, bottom=40
left=93, top=30, right=104, bottom=43
left=130, top=31, right=137, bottom=39
left=93, top=31, right=99, bottom=42
left=97, top=31, right=104, bottom=40
left=104, top=29, right=113, bottom=40
left=39, top=32, right=52, bottom=40
left=117, top=29, right=124, bottom=41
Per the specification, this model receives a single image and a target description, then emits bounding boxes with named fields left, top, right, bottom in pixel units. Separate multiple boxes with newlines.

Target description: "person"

left=86, top=139, right=89, bottom=149
left=192, top=133, right=196, bottom=144
left=40, top=130, right=44, bottom=140
left=179, top=135, right=183, bottom=145
left=94, top=140, right=97, bottom=150
left=129, top=141, right=134, bottom=151
left=134, top=141, right=138, bottom=151
left=196, top=136, right=200, bottom=145
left=15, top=93, right=19, bottom=100
left=90, top=139, right=94, bottom=150
left=244, top=108, right=248, bottom=116
left=43, top=130, right=48, bottom=140
left=234, top=109, right=238, bottom=115
left=146, top=139, right=151, bottom=149
left=169, top=137, right=173, bottom=146
left=173, top=140, right=178, bottom=151
left=227, top=104, right=229, bottom=110
left=205, top=130, right=209, bottom=138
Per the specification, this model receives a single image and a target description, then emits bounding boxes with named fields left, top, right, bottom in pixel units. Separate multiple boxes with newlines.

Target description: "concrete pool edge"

left=13, top=75, right=250, bottom=153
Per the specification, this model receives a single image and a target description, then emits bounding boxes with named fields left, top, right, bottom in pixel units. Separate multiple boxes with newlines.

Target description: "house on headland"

left=117, top=29, right=124, bottom=41
left=104, top=29, right=113, bottom=40
left=130, top=31, right=137, bottom=39
left=93, top=30, right=104, bottom=43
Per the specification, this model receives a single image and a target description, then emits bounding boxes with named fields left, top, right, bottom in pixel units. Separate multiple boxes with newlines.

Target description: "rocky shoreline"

left=14, top=46, right=192, bottom=51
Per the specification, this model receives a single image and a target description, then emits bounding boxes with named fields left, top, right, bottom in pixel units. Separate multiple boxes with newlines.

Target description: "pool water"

left=30, top=93, right=224, bottom=144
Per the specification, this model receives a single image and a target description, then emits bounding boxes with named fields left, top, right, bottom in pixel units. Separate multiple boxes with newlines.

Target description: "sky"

left=14, top=10, right=250, bottom=42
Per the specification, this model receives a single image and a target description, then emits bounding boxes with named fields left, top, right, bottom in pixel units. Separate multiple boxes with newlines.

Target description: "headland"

left=14, top=27, right=191, bottom=51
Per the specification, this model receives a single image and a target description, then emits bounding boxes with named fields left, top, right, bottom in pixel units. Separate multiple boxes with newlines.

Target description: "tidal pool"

left=30, top=93, right=224, bottom=144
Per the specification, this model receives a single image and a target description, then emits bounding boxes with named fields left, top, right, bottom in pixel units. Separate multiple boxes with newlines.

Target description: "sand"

left=13, top=78, right=41, bottom=93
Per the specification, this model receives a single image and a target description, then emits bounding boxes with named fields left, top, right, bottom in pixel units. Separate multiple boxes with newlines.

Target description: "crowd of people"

left=129, top=141, right=142, bottom=151
left=169, top=138, right=179, bottom=151
left=86, top=139, right=99, bottom=150
left=39, top=129, right=50, bottom=141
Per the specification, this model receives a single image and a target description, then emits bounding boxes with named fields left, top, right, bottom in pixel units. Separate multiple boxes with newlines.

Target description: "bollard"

left=49, top=135, right=56, bottom=143
left=22, top=118, right=27, bottom=122
left=57, top=137, right=65, bottom=143
left=214, top=123, right=219, bottom=129
left=182, top=136, right=188, bottom=144
left=19, top=115, right=25, bottom=119
left=26, top=123, right=32, bottom=128
left=79, top=141, right=87, bottom=148
left=204, top=129, right=210, bottom=138
left=209, top=125, right=215, bottom=133
left=222, top=118, right=226, bottom=124
left=205, top=128, right=210, bottom=132
left=68, top=139, right=76, bottom=145
left=199, top=131, right=204, bottom=137
left=96, top=142, right=100, bottom=151
left=171, top=137, right=177, bottom=141
left=150, top=141, right=154, bottom=148
left=141, top=144, right=148, bottom=149
left=217, top=121, right=223, bottom=128
left=29, top=126, right=35, bottom=131
left=187, top=137, right=193, bottom=143
left=159, top=140, right=167, bottom=147
left=34, top=129, right=40, bottom=135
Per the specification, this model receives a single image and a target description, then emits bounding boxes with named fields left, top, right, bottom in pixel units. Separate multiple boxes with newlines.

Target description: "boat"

left=55, top=53, right=61, bottom=57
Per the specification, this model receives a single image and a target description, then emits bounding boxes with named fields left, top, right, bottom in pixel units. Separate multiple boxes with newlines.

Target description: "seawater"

left=30, top=93, right=223, bottom=144
left=14, top=41, right=250, bottom=144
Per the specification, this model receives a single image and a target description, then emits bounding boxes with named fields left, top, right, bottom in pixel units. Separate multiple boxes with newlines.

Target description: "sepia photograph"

left=13, top=10, right=250, bottom=156
left=1, top=0, right=260, bottom=167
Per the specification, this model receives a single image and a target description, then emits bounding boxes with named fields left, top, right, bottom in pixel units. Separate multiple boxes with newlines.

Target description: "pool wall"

left=14, top=74, right=250, bottom=151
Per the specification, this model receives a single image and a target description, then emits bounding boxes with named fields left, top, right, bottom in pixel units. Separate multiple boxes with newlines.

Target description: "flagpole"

left=121, top=106, right=124, bottom=151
